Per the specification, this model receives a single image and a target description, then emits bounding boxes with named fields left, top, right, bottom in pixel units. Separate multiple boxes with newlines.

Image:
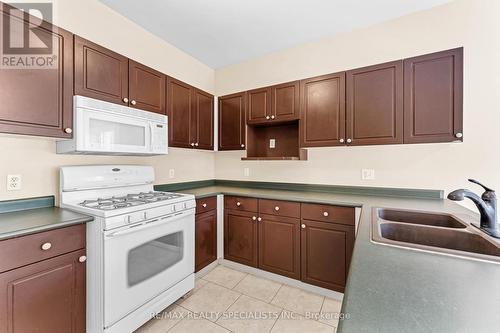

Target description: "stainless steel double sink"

left=371, top=208, right=500, bottom=263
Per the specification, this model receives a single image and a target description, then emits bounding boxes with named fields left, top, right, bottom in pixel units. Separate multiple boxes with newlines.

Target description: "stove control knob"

left=125, top=215, right=131, bottom=224
left=143, top=212, right=147, bottom=220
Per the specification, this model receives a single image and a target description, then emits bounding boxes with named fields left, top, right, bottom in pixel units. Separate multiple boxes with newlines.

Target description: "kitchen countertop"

left=0, top=206, right=93, bottom=241
left=178, top=185, right=500, bottom=333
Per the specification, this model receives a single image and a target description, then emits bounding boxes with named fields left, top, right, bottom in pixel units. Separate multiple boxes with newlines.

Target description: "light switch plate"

left=168, top=169, right=175, bottom=178
left=7, top=174, right=22, bottom=191
left=269, top=139, right=276, bottom=149
left=361, top=169, right=375, bottom=180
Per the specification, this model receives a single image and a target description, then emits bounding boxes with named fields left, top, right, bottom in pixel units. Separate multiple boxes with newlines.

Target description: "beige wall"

left=0, top=0, right=215, bottom=201
left=214, top=0, right=500, bottom=200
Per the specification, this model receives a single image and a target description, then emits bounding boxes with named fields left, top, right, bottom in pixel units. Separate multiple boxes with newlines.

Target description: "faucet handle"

left=468, top=179, right=494, bottom=192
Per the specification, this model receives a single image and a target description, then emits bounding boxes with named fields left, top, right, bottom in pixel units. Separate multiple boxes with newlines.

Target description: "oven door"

left=76, top=107, right=152, bottom=154
left=103, top=210, right=194, bottom=328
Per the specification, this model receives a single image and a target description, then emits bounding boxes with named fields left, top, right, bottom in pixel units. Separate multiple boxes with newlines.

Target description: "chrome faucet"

left=448, top=179, right=500, bottom=239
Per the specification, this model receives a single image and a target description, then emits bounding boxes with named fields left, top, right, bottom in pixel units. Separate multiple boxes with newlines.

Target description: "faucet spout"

left=447, top=180, right=499, bottom=239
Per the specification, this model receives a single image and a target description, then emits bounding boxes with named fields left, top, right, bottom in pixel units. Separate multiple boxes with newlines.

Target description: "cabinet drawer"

left=196, top=196, right=217, bottom=214
left=224, top=196, right=258, bottom=212
left=0, top=224, right=86, bottom=273
left=301, top=203, right=355, bottom=226
left=259, top=199, right=300, bottom=218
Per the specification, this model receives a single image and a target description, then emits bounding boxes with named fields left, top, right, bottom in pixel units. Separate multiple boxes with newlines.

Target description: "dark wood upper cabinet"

left=224, top=209, right=258, bottom=267
left=258, top=214, right=300, bottom=280
left=272, top=81, right=300, bottom=122
left=128, top=60, right=165, bottom=114
left=346, top=60, right=403, bottom=146
left=74, top=36, right=129, bottom=105
left=247, top=87, right=271, bottom=124
left=192, top=88, right=214, bottom=150
left=0, top=4, right=73, bottom=138
left=218, top=92, right=246, bottom=150
left=166, top=77, right=192, bottom=148
left=195, top=209, right=217, bottom=272
left=300, top=72, right=346, bottom=147
left=404, top=48, right=463, bottom=144
left=301, top=220, right=354, bottom=292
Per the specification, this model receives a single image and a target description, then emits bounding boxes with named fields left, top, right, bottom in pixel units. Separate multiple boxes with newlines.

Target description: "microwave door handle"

left=149, top=122, right=154, bottom=151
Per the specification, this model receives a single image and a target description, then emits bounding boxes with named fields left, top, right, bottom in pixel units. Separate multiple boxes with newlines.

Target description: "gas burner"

left=78, top=191, right=183, bottom=210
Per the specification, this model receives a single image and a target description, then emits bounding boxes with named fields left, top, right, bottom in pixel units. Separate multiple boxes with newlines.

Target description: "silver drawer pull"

left=257, top=217, right=262, bottom=222
left=202, top=203, right=207, bottom=208
left=79, top=256, right=87, bottom=263
left=274, top=206, right=280, bottom=211
left=301, top=224, right=306, bottom=229
left=323, top=211, right=329, bottom=217
left=41, top=242, right=52, bottom=251
left=236, top=202, right=241, bottom=207
left=252, top=216, right=257, bottom=221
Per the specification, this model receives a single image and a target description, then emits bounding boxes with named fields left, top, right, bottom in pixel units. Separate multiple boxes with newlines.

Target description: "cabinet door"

left=218, top=92, right=246, bottom=150
left=258, top=214, right=300, bottom=279
left=192, top=88, right=214, bottom=150
left=224, top=210, right=258, bottom=267
left=0, top=249, right=86, bottom=333
left=167, top=77, right=193, bottom=148
left=74, top=36, right=129, bottom=105
left=404, top=48, right=463, bottom=143
left=247, top=87, right=271, bottom=124
left=272, top=81, right=300, bottom=122
left=129, top=60, right=165, bottom=114
left=195, top=210, right=217, bottom=272
left=0, top=4, right=73, bottom=138
left=300, top=73, right=346, bottom=147
left=301, top=220, right=354, bottom=292
left=346, top=60, right=403, bottom=146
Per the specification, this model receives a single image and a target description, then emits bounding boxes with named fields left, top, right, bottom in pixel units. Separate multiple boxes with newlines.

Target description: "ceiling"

left=99, top=0, right=451, bottom=69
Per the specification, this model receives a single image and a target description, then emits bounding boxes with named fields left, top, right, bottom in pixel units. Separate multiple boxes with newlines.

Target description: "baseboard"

left=218, top=259, right=344, bottom=301
left=195, top=260, right=219, bottom=279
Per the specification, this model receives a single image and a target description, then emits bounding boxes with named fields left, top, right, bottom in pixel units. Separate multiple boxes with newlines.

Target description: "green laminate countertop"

left=177, top=185, right=500, bottom=333
left=0, top=207, right=93, bottom=241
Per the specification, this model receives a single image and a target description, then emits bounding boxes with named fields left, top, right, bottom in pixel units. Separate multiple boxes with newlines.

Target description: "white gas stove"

left=60, top=165, right=195, bottom=333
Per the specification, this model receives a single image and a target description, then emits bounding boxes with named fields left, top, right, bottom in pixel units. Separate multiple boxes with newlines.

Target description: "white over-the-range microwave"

left=57, top=95, right=168, bottom=155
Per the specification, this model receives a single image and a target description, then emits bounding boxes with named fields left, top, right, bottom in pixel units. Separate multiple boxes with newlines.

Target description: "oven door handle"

left=105, top=211, right=191, bottom=239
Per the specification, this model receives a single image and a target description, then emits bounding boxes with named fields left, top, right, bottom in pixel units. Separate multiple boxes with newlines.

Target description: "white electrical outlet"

left=269, top=139, right=276, bottom=149
left=361, top=169, right=375, bottom=180
left=7, top=174, right=22, bottom=191
left=244, top=168, right=250, bottom=177
left=168, top=169, right=175, bottom=178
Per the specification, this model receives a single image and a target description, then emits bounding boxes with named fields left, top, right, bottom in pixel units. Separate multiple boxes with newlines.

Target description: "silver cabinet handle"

left=274, top=206, right=280, bottom=211
left=241, top=144, right=245, bottom=148
left=266, top=116, right=270, bottom=120
left=236, top=202, right=241, bottom=206
left=123, top=97, right=129, bottom=103
left=130, top=100, right=137, bottom=105
left=346, top=138, right=352, bottom=143
left=41, top=242, right=52, bottom=251
left=339, top=138, right=345, bottom=143
left=190, top=143, right=195, bottom=147
left=252, top=216, right=257, bottom=221
left=202, top=203, right=207, bottom=208
left=301, top=224, right=306, bottom=229
left=271, top=115, right=275, bottom=119
left=455, top=132, right=463, bottom=138
left=194, top=142, right=199, bottom=146
left=79, top=255, right=87, bottom=263
left=64, top=128, right=73, bottom=134
left=257, top=217, right=262, bottom=222
left=323, top=211, right=329, bottom=217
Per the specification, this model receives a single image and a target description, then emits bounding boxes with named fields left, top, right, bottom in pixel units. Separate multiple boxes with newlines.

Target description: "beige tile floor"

left=135, top=265, right=342, bottom=333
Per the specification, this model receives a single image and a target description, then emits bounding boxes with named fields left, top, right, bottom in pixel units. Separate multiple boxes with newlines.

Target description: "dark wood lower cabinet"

left=195, top=210, right=217, bottom=272
left=224, top=210, right=258, bottom=267
left=301, top=220, right=355, bottom=292
left=223, top=196, right=356, bottom=292
left=0, top=249, right=86, bottom=333
left=258, top=214, right=300, bottom=279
